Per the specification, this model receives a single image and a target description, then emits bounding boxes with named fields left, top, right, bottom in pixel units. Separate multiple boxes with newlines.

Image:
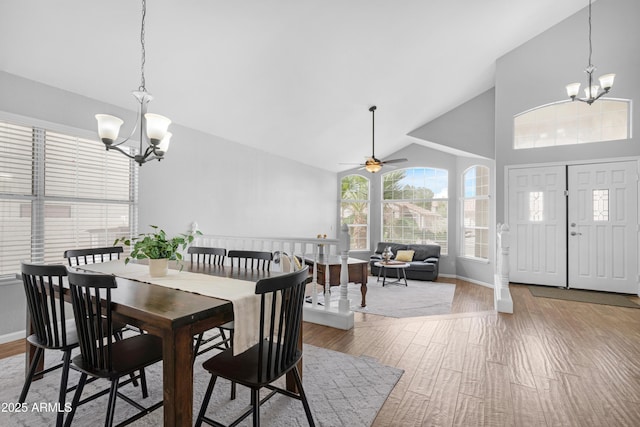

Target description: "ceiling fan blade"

left=381, top=158, right=408, bottom=165
left=339, top=162, right=365, bottom=165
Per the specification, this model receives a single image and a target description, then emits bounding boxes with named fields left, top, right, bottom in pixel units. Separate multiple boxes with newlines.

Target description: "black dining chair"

left=228, top=250, right=273, bottom=271
left=19, top=262, right=78, bottom=427
left=188, top=246, right=226, bottom=266
left=188, top=247, right=232, bottom=359
left=210, top=250, right=274, bottom=396
left=63, top=246, right=124, bottom=267
left=195, top=266, right=315, bottom=427
left=63, top=271, right=163, bottom=427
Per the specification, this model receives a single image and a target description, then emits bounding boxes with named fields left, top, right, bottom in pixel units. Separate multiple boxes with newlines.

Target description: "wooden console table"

left=303, top=255, right=369, bottom=307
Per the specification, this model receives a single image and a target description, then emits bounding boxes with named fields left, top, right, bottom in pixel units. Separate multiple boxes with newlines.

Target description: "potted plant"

left=114, top=225, right=200, bottom=277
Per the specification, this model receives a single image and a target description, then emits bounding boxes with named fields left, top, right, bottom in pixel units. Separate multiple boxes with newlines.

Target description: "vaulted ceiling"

left=0, top=0, right=590, bottom=171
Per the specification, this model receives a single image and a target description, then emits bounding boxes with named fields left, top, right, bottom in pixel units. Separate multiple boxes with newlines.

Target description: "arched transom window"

left=514, top=99, right=631, bottom=149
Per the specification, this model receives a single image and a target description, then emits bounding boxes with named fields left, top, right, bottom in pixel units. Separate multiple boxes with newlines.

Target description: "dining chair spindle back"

left=63, top=271, right=163, bottom=427
left=19, top=262, right=78, bottom=427
left=188, top=246, right=226, bottom=266
left=228, top=250, right=273, bottom=271
left=63, top=246, right=124, bottom=267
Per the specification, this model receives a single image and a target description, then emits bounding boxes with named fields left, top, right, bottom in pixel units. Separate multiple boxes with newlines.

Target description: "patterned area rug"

left=0, top=344, right=402, bottom=426
left=320, top=277, right=456, bottom=318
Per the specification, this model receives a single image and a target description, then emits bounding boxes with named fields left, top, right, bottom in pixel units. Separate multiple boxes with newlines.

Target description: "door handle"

left=570, top=231, right=582, bottom=236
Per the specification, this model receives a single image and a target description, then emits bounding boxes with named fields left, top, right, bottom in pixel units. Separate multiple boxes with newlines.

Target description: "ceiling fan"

left=343, top=106, right=407, bottom=173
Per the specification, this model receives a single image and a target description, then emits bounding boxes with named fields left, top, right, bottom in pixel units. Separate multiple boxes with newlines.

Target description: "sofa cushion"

left=408, top=244, right=440, bottom=261
left=407, top=261, right=436, bottom=272
left=374, top=242, right=407, bottom=255
left=395, top=250, right=415, bottom=262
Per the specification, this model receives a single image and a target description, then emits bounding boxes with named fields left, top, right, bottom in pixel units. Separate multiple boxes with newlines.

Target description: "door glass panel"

left=529, top=192, right=544, bottom=221
left=593, top=189, right=609, bottom=221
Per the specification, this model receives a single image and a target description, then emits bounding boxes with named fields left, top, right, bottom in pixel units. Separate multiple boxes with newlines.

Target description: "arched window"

left=340, top=175, right=369, bottom=250
left=461, top=165, right=489, bottom=260
left=514, top=99, right=631, bottom=149
left=382, top=167, right=448, bottom=254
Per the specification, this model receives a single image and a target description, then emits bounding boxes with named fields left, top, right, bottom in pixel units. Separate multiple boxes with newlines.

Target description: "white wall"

left=138, top=123, right=337, bottom=238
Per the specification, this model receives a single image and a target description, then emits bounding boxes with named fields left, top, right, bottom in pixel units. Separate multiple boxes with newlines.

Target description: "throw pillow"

left=395, top=250, right=415, bottom=262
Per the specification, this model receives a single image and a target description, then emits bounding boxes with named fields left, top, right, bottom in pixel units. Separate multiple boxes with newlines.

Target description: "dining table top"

left=100, top=260, right=283, bottom=329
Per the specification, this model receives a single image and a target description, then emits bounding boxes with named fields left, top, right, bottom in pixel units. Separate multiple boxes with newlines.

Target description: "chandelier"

left=95, top=0, right=172, bottom=165
left=565, top=0, right=615, bottom=105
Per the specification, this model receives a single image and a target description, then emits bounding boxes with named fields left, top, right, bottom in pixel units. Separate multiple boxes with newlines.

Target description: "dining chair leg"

left=105, top=379, right=119, bottom=427
left=251, top=388, right=260, bottom=427
left=292, top=366, right=315, bottom=426
left=220, top=329, right=230, bottom=348
left=139, top=368, right=149, bottom=398
left=193, top=332, right=205, bottom=362
left=195, top=375, right=218, bottom=427
left=63, top=372, right=87, bottom=427
left=55, top=350, right=72, bottom=427
left=19, top=347, right=43, bottom=403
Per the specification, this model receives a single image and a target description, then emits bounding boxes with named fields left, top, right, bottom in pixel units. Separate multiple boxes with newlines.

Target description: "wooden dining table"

left=25, top=261, right=289, bottom=427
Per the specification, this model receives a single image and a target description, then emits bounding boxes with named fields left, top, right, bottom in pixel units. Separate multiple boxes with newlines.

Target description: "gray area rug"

left=323, top=277, right=456, bottom=318
left=528, top=285, right=640, bottom=308
left=0, top=344, right=402, bottom=426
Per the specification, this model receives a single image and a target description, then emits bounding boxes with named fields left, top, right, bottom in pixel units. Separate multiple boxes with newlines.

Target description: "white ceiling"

left=0, top=0, right=589, bottom=172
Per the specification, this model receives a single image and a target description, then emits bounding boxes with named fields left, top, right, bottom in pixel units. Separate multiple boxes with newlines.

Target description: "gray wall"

left=494, top=0, right=640, bottom=223
left=0, top=71, right=337, bottom=339
left=409, top=88, right=496, bottom=159
left=407, top=88, right=497, bottom=284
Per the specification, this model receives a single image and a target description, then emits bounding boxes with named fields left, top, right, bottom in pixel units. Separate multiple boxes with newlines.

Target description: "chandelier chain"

left=587, top=0, right=593, bottom=69
left=139, top=0, right=146, bottom=91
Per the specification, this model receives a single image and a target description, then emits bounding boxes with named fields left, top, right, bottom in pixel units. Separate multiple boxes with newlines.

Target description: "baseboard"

left=438, top=273, right=494, bottom=289
left=0, top=329, right=25, bottom=345
left=456, top=275, right=494, bottom=289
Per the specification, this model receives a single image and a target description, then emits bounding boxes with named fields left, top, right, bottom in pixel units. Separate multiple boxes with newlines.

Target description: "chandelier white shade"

left=95, top=0, right=172, bottom=165
left=565, top=0, right=615, bottom=105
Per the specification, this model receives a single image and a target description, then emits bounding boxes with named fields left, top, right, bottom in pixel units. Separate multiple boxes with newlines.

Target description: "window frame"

left=340, top=174, right=370, bottom=252
left=0, top=112, right=138, bottom=278
left=381, top=167, right=449, bottom=254
left=460, top=165, right=490, bottom=261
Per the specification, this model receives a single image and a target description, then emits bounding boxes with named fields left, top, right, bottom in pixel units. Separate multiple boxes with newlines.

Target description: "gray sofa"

left=370, top=242, right=440, bottom=281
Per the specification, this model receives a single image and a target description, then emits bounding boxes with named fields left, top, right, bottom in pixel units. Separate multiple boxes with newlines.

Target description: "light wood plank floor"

left=303, top=279, right=640, bottom=426
left=3, top=278, right=640, bottom=426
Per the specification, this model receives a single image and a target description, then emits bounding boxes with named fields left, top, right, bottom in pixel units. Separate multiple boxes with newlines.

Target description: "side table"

left=374, top=261, right=409, bottom=286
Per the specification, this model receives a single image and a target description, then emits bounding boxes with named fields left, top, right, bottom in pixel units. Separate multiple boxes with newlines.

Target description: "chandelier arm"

left=109, top=118, right=141, bottom=148
left=105, top=144, right=138, bottom=160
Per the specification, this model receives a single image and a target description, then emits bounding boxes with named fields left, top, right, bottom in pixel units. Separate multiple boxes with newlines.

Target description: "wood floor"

left=304, top=279, right=640, bottom=426
left=3, top=278, right=640, bottom=426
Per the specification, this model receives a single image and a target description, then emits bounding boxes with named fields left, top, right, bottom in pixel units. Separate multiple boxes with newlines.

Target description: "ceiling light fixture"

left=95, top=0, right=171, bottom=166
left=565, top=0, right=615, bottom=105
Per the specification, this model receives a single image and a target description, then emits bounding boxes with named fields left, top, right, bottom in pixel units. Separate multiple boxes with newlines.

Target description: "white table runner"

left=76, top=260, right=260, bottom=355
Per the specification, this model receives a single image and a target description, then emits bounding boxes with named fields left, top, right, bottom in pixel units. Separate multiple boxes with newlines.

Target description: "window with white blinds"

left=0, top=118, right=137, bottom=277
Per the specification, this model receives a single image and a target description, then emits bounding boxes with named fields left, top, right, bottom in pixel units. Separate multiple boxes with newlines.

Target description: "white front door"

left=568, top=161, right=639, bottom=294
left=508, top=166, right=567, bottom=286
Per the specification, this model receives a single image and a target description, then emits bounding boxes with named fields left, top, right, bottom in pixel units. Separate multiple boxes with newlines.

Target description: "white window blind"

left=0, top=118, right=137, bottom=276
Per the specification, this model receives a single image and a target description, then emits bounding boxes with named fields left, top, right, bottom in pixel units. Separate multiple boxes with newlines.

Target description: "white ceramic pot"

left=148, top=258, right=169, bottom=277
